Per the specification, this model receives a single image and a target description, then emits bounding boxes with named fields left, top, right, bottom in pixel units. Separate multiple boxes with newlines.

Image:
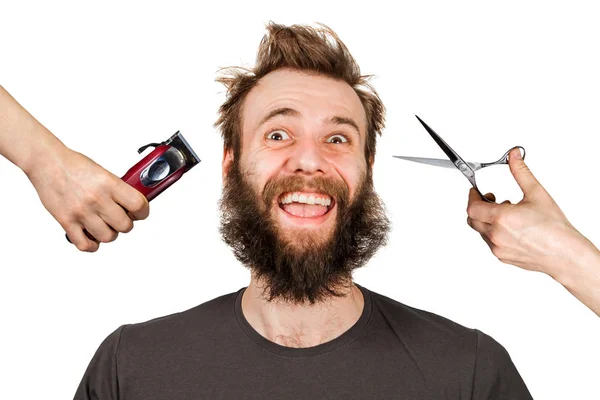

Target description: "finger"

left=82, top=215, right=119, bottom=243
left=99, top=203, right=134, bottom=233
left=467, top=188, right=501, bottom=223
left=484, top=192, right=496, bottom=202
left=507, top=147, right=543, bottom=198
left=112, top=182, right=149, bottom=221
left=83, top=229, right=98, bottom=241
left=65, top=225, right=100, bottom=252
left=467, top=216, right=492, bottom=236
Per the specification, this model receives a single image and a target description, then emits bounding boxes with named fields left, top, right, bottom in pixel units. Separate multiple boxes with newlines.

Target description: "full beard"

left=219, top=161, right=390, bottom=305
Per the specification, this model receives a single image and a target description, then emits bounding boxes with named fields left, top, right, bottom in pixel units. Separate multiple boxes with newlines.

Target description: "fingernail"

left=513, top=148, right=522, bottom=159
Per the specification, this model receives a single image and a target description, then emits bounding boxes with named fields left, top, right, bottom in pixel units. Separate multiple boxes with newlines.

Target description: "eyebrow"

left=259, top=107, right=361, bottom=136
left=259, top=107, right=300, bottom=126
left=328, top=115, right=360, bottom=136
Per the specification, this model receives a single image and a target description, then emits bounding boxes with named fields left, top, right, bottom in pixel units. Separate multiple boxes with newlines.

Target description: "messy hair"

left=213, top=22, right=386, bottom=164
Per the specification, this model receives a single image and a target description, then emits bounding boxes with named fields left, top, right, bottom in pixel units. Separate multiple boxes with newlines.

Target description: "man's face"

left=235, top=69, right=367, bottom=241
left=220, top=68, right=389, bottom=304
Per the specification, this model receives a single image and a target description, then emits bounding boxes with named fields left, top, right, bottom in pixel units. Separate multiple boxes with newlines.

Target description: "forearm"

left=0, top=85, right=68, bottom=176
left=549, top=235, right=600, bottom=317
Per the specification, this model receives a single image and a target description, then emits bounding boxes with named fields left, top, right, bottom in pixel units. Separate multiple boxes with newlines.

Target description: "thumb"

left=507, top=147, right=543, bottom=197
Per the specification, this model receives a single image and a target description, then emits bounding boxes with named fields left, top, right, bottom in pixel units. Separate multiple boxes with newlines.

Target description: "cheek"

left=330, top=157, right=367, bottom=199
left=241, top=152, right=284, bottom=193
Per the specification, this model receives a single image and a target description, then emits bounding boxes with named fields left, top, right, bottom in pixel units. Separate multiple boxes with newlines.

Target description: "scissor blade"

left=393, top=155, right=480, bottom=170
left=415, top=115, right=463, bottom=166
left=393, top=156, right=456, bottom=168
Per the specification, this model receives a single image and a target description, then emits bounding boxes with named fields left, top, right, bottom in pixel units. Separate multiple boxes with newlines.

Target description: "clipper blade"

left=166, top=131, right=201, bottom=170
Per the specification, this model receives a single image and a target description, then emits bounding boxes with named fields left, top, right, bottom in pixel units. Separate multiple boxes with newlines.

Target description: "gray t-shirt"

left=74, top=284, right=532, bottom=399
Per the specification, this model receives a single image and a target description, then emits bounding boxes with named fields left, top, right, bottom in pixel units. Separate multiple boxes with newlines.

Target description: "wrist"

left=21, top=128, right=69, bottom=178
left=549, top=233, right=600, bottom=290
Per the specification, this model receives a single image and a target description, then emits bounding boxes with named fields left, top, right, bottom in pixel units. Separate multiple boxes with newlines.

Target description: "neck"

left=241, top=277, right=364, bottom=348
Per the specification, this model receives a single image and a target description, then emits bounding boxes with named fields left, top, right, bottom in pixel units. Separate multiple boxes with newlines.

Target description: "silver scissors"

left=393, top=115, right=526, bottom=203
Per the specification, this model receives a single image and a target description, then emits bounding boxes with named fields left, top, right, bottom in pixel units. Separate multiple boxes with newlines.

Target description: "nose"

left=285, top=136, right=330, bottom=176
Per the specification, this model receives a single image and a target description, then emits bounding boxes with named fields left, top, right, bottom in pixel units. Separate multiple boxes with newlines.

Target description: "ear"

left=222, top=146, right=234, bottom=182
left=368, top=154, right=375, bottom=170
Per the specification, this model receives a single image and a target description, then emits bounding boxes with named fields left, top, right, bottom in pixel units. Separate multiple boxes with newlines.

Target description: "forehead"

left=242, top=68, right=367, bottom=133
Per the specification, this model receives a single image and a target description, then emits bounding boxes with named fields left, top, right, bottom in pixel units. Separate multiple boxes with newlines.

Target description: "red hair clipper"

left=65, top=131, right=200, bottom=243
left=122, top=131, right=200, bottom=201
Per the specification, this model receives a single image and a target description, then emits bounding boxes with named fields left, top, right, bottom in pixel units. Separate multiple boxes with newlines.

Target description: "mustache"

left=262, top=175, right=350, bottom=209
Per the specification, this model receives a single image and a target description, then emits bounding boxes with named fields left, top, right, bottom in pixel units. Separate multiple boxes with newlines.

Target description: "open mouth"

left=277, top=191, right=335, bottom=218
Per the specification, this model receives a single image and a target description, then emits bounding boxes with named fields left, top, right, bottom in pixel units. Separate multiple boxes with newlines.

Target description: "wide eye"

left=266, top=130, right=291, bottom=141
left=327, top=134, right=349, bottom=144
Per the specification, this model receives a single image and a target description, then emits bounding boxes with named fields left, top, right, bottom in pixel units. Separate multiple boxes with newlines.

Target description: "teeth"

left=279, top=192, right=333, bottom=207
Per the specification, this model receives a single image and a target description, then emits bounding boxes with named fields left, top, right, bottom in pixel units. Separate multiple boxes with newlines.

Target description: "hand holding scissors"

left=394, top=115, right=600, bottom=318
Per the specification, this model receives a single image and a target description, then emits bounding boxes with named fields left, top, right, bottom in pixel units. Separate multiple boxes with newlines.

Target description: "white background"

left=1, top=1, right=599, bottom=398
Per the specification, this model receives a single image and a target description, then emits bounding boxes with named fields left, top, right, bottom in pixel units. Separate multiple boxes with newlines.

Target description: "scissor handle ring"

left=500, top=146, right=526, bottom=163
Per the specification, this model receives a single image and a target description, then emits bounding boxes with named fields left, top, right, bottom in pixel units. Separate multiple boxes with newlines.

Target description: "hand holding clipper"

left=65, top=131, right=200, bottom=244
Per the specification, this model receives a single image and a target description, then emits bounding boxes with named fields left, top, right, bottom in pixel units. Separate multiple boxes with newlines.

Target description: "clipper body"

left=65, top=131, right=200, bottom=244
left=123, top=131, right=201, bottom=201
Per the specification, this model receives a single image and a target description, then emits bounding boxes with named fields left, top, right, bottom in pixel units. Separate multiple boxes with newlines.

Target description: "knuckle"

left=99, top=174, right=116, bottom=189
left=120, top=219, right=134, bottom=233
left=133, top=194, right=147, bottom=212
left=71, top=205, right=87, bottom=220
left=466, top=205, right=474, bottom=217
left=487, top=229, right=500, bottom=244
left=494, top=212, right=513, bottom=229
left=467, top=217, right=477, bottom=231
left=488, top=229, right=508, bottom=249
left=490, top=246, right=502, bottom=259
left=85, top=192, right=103, bottom=207
left=76, top=241, right=96, bottom=252
left=490, top=212, right=504, bottom=225
left=104, top=231, right=119, bottom=243
left=96, top=229, right=117, bottom=243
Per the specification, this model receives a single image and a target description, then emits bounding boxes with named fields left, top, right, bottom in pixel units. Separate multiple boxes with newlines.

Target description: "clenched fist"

left=26, top=146, right=149, bottom=252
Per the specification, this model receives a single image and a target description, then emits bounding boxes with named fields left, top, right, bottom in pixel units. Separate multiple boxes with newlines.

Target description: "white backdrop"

left=1, top=1, right=599, bottom=399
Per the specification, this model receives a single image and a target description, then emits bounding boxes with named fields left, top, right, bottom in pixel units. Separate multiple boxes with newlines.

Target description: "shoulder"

left=367, top=287, right=503, bottom=370
left=366, top=286, right=531, bottom=397
left=368, top=287, right=479, bottom=345
left=74, top=290, right=244, bottom=399
left=369, top=286, right=517, bottom=358
left=116, top=289, right=242, bottom=353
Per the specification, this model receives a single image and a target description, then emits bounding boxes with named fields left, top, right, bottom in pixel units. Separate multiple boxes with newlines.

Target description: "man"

left=73, top=22, right=534, bottom=399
